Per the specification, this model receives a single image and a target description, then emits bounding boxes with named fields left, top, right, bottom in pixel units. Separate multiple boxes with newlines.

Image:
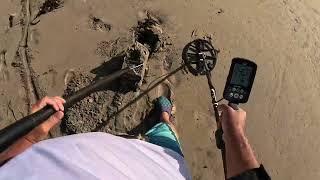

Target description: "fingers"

left=32, top=96, right=59, bottom=112
left=53, top=96, right=65, bottom=111
left=218, top=104, right=244, bottom=113
left=27, top=96, right=65, bottom=141
left=55, top=96, right=66, bottom=103
left=31, top=96, right=66, bottom=113
left=45, top=97, right=60, bottom=111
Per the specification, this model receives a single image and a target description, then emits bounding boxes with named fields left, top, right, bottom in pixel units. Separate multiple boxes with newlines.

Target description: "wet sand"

left=1, top=0, right=320, bottom=179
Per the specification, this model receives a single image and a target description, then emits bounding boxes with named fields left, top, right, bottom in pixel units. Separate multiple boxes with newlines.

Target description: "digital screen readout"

left=230, top=64, right=253, bottom=88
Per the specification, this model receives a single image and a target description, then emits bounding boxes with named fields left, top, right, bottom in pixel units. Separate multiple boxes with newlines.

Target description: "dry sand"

left=1, top=0, right=320, bottom=179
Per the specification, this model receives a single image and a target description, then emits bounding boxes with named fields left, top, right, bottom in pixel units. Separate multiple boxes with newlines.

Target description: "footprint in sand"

left=0, top=50, right=9, bottom=82
left=30, top=29, right=41, bottom=45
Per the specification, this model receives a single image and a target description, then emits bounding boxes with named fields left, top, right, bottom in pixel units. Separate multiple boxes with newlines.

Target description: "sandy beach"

left=1, top=0, right=320, bottom=179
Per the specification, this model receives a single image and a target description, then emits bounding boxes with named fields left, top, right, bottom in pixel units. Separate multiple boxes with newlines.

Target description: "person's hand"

left=218, top=104, right=246, bottom=140
left=25, top=96, right=65, bottom=143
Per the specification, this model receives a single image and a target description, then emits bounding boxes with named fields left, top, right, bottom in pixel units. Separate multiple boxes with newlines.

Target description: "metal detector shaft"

left=182, top=39, right=226, bottom=178
left=0, top=68, right=131, bottom=153
left=206, top=73, right=227, bottom=180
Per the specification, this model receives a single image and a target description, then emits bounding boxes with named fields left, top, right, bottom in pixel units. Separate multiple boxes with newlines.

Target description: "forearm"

left=225, top=132, right=259, bottom=178
left=0, top=137, right=34, bottom=165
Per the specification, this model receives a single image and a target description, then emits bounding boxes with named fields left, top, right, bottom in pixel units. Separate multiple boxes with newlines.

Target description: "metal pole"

left=206, top=73, right=227, bottom=180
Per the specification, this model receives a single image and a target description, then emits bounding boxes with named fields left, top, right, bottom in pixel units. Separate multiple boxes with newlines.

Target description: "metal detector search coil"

left=182, top=39, right=218, bottom=76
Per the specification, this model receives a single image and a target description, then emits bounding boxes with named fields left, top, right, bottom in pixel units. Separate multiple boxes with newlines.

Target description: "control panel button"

left=239, top=95, right=244, bottom=99
left=234, top=93, right=239, bottom=99
left=232, top=88, right=236, bottom=92
left=240, top=89, right=244, bottom=93
left=229, top=93, right=234, bottom=97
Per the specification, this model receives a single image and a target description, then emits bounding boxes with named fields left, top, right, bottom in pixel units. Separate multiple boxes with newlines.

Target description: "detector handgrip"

left=215, top=103, right=239, bottom=150
left=228, top=102, right=239, bottom=110
left=215, top=128, right=224, bottom=149
left=215, top=102, right=239, bottom=150
left=214, top=125, right=227, bottom=179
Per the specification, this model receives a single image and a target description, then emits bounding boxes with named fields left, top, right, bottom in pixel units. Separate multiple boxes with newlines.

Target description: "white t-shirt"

left=0, top=132, right=192, bottom=180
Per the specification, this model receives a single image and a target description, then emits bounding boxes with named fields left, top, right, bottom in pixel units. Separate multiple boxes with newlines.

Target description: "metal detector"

left=182, top=39, right=257, bottom=179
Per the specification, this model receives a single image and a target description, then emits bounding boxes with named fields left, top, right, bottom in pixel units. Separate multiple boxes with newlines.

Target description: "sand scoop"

left=0, top=62, right=145, bottom=153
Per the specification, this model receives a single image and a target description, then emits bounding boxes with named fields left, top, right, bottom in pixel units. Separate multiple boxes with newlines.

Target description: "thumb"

left=52, top=111, right=64, bottom=120
left=43, top=111, right=64, bottom=130
left=217, top=104, right=229, bottom=112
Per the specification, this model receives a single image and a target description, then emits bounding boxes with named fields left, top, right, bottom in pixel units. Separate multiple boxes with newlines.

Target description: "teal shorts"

left=146, top=122, right=184, bottom=157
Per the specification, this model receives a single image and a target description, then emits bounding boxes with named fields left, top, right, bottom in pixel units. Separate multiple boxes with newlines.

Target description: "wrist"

left=224, top=129, right=246, bottom=144
left=0, top=137, right=35, bottom=164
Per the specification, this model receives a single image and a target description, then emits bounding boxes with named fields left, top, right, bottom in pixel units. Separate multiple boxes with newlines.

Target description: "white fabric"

left=0, top=132, right=191, bottom=180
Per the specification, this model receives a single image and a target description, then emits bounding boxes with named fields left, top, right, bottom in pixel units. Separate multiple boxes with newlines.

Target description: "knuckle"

left=43, top=96, right=50, bottom=101
left=38, top=126, right=48, bottom=134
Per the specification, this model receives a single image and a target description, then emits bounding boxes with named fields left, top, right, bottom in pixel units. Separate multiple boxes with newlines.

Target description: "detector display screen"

left=223, top=58, right=257, bottom=104
left=230, top=64, right=253, bottom=88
